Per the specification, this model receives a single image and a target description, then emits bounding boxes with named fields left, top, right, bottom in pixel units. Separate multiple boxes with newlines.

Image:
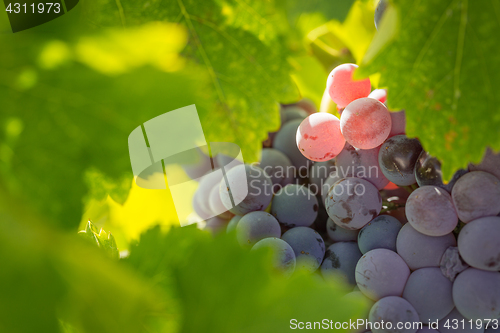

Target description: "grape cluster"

left=189, top=7, right=500, bottom=331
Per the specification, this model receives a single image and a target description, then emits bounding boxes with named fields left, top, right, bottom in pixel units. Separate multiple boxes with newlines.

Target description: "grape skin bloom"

left=281, top=227, right=325, bottom=273
left=368, top=296, right=420, bottom=333
left=355, top=249, right=410, bottom=301
left=271, top=184, right=318, bottom=227
left=402, top=268, right=454, bottom=322
left=236, top=211, right=281, bottom=247
left=457, top=216, right=500, bottom=271
left=396, top=223, right=456, bottom=270
left=340, top=98, right=392, bottom=149
left=327, top=63, right=371, bottom=108
left=451, top=171, right=500, bottom=223
left=453, top=268, right=500, bottom=320
left=252, top=237, right=296, bottom=277
left=325, top=177, right=382, bottom=230
left=405, top=186, right=458, bottom=236
left=357, top=215, right=402, bottom=254
left=335, top=143, right=390, bottom=190
left=296, top=113, right=345, bottom=162
left=321, top=242, right=362, bottom=286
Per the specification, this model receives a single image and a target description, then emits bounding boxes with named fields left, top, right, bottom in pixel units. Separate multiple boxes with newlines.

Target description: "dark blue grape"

left=281, top=227, right=325, bottom=273
left=378, top=135, right=422, bottom=186
left=357, top=215, right=402, bottom=254
left=453, top=268, right=500, bottom=320
left=368, top=296, right=420, bottom=333
left=321, top=242, right=362, bottom=285
left=236, top=211, right=281, bottom=247
left=252, top=237, right=296, bottom=277
left=259, top=148, right=293, bottom=188
left=403, top=268, right=454, bottom=321
left=271, top=184, right=318, bottom=227
left=326, top=217, right=359, bottom=242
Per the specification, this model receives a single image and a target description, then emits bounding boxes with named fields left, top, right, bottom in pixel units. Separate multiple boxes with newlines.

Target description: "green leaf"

left=282, top=0, right=356, bottom=24
left=357, top=0, right=500, bottom=178
left=0, top=11, right=205, bottom=229
left=0, top=187, right=174, bottom=333
left=82, top=0, right=300, bottom=162
left=126, top=226, right=369, bottom=333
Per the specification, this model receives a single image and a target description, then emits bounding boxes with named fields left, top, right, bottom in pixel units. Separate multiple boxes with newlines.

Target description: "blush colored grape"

left=340, top=98, right=392, bottom=149
left=327, top=63, right=371, bottom=108
left=296, top=113, right=345, bottom=162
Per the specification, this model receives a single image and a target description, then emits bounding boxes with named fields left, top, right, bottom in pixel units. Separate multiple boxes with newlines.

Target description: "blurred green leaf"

left=282, top=0, right=356, bottom=24
left=0, top=188, right=174, bottom=333
left=357, top=0, right=500, bottom=179
left=82, top=0, right=300, bottom=162
left=0, top=10, right=205, bottom=229
left=126, top=226, right=368, bottom=333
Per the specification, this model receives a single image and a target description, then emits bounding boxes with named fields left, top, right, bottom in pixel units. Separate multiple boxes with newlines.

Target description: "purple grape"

left=273, top=119, right=311, bottom=175
left=226, top=215, right=242, bottom=233
left=258, top=148, right=293, bottom=188
left=389, top=110, right=406, bottom=137
left=438, top=308, right=485, bottom=333
left=358, top=215, right=402, bottom=254
left=281, top=227, right=325, bottom=273
left=335, top=143, right=390, bottom=190
left=356, top=249, right=410, bottom=301
left=405, top=186, right=458, bottom=236
left=402, top=268, right=454, bottom=321
left=469, top=147, right=500, bottom=181
left=321, top=242, right=362, bottom=285
left=208, top=185, right=234, bottom=219
left=378, top=135, right=422, bottom=186
left=368, top=296, right=420, bottom=333
left=204, top=216, right=229, bottom=235
left=396, top=223, right=456, bottom=270
left=440, top=246, right=469, bottom=282
left=326, top=217, right=359, bottom=242
left=325, top=177, right=382, bottom=230
left=321, top=171, right=345, bottom=203
left=252, top=237, right=296, bottom=277
left=309, top=160, right=336, bottom=195
left=415, top=151, right=468, bottom=193
left=458, top=216, right=500, bottom=271
left=236, top=211, right=281, bottom=247
left=452, top=171, right=500, bottom=223
left=271, top=184, right=318, bottom=227
left=196, top=171, right=225, bottom=216
left=219, top=164, right=273, bottom=216
left=453, top=268, right=500, bottom=320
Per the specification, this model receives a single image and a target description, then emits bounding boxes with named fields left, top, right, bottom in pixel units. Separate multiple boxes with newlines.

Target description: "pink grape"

left=340, top=98, right=392, bottom=149
left=327, top=63, right=371, bottom=108
left=296, top=113, right=345, bottom=162
left=368, top=89, right=387, bottom=104
left=389, top=110, right=406, bottom=137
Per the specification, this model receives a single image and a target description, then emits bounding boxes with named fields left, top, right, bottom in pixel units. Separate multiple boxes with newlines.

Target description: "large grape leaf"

left=83, top=0, right=301, bottom=161
left=357, top=0, right=500, bottom=178
left=0, top=11, right=203, bottom=229
left=127, top=225, right=370, bottom=333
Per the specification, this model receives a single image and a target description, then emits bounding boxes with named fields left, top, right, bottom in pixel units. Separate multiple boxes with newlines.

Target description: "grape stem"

left=381, top=201, right=405, bottom=213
